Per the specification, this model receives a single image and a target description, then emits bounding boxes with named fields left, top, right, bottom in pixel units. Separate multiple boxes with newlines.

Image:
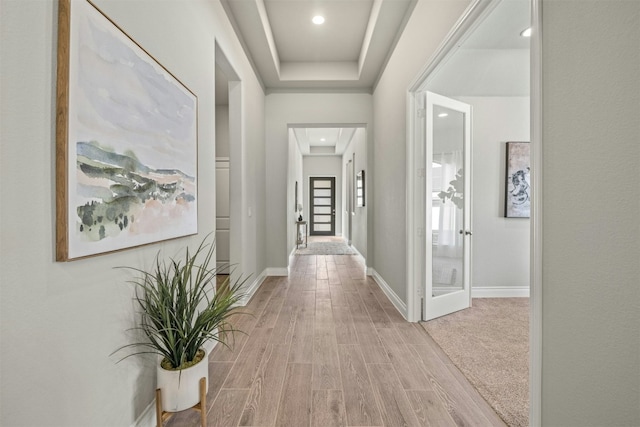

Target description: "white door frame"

left=405, top=0, right=542, bottom=424
left=529, top=0, right=542, bottom=424
left=406, top=0, right=497, bottom=322
left=215, top=42, right=243, bottom=285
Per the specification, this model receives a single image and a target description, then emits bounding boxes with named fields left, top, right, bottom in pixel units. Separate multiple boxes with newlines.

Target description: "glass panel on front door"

left=310, top=177, right=335, bottom=235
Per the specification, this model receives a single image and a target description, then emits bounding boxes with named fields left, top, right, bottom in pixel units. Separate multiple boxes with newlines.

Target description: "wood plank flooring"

left=165, top=254, right=505, bottom=427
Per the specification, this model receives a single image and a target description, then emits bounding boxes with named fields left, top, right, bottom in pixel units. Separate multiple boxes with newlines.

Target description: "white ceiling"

left=428, top=0, right=531, bottom=97
left=221, top=0, right=530, bottom=153
left=267, top=1, right=372, bottom=62
left=221, top=0, right=416, bottom=92
left=292, top=126, right=358, bottom=156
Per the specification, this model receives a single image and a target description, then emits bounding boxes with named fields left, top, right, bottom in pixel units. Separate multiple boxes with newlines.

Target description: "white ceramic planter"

left=156, top=350, right=209, bottom=412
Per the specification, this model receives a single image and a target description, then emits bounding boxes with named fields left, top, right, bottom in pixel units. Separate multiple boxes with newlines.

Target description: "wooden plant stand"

left=155, top=377, right=207, bottom=427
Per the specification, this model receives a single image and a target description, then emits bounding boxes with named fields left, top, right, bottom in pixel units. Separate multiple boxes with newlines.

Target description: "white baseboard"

left=370, top=269, right=408, bottom=320
left=288, top=247, right=297, bottom=275
left=239, top=270, right=268, bottom=305
left=472, top=286, right=530, bottom=298
left=347, top=244, right=371, bottom=277
left=131, top=401, right=155, bottom=427
left=265, top=267, right=289, bottom=276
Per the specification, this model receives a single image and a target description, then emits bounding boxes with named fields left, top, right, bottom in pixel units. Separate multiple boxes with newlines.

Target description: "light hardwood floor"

left=165, top=254, right=506, bottom=427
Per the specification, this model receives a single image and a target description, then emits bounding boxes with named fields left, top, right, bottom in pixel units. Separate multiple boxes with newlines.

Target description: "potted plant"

left=113, top=234, right=247, bottom=412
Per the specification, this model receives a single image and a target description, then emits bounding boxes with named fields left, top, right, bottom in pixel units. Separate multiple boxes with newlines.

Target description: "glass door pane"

left=424, top=91, right=472, bottom=321
left=431, top=105, right=465, bottom=297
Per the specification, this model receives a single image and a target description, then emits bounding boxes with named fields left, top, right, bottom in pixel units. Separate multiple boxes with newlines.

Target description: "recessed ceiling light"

left=520, top=27, right=532, bottom=37
left=312, top=15, right=325, bottom=25
left=320, top=138, right=326, bottom=141
left=438, top=113, right=448, bottom=118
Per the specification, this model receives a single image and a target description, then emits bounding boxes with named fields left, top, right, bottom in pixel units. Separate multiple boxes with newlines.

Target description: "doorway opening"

left=214, top=43, right=242, bottom=282
left=406, top=0, right=538, bottom=424
left=409, top=0, right=531, bottom=321
left=287, top=125, right=368, bottom=262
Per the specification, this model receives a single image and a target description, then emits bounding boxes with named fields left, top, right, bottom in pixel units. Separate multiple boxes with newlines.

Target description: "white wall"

left=0, top=1, right=265, bottom=425
left=541, top=1, right=639, bottom=424
left=303, top=156, right=343, bottom=236
left=215, top=105, right=230, bottom=158
left=457, top=96, right=530, bottom=290
left=342, top=128, right=368, bottom=258
left=215, top=106, right=230, bottom=270
left=265, top=93, right=373, bottom=268
left=372, top=0, right=472, bottom=302
left=288, top=130, right=304, bottom=255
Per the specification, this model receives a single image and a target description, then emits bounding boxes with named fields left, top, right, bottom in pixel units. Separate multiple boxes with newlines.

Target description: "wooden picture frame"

left=56, top=0, right=198, bottom=261
left=505, top=142, right=530, bottom=218
left=356, top=170, right=365, bottom=207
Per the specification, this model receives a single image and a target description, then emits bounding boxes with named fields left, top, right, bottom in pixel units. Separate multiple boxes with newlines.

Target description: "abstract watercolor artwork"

left=505, top=142, right=530, bottom=218
left=56, top=0, right=197, bottom=261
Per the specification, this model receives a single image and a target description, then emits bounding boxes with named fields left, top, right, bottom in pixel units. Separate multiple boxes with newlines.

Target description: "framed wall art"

left=505, top=142, right=530, bottom=218
left=356, top=170, right=365, bottom=207
left=56, top=0, right=198, bottom=261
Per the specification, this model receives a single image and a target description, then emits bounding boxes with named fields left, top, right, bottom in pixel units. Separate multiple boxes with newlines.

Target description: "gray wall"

left=342, top=128, right=368, bottom=259
left=457, top=96, right=530, bottom=290
left=288, top=132, right=304, bottom=256
left=215, top=105, right=230, bottom=158
left=372, top=0, right=472, bottom=302
left=265, top=93, right=374, bottom=268
left=0, top=1, right=265, bottom=425
left=541, top=0, right=640, bottom=424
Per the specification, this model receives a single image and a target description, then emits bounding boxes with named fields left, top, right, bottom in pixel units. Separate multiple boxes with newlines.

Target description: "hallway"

left=166, top=255, right=505, bottom=427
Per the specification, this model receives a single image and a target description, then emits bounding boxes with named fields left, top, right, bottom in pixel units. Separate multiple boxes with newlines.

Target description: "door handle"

left=459, top=230, right=473, bottom=236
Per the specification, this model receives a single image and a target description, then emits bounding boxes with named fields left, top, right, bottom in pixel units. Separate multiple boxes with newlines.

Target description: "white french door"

left=423, top=91, right=472, bottom=321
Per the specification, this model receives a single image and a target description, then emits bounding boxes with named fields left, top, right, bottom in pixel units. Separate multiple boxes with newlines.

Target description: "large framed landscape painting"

left=505, top=142, right=530, bottom=218
left=56, top=0, right=198, bottom=261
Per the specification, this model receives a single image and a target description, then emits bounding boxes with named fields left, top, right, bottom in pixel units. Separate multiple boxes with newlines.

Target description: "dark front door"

left=310, top=177, right=335, bottom=235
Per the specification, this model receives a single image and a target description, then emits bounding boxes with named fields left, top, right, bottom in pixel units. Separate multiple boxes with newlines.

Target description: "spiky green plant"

left=113, top=235, right=248, bottom=370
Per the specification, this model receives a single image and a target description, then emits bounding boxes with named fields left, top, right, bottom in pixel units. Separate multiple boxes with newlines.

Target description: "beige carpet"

left=421, top=298, right=529, bottom=427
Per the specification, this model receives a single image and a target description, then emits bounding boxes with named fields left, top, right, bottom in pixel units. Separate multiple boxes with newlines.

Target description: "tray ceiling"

left=221, top=0, right=416, bottom=92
